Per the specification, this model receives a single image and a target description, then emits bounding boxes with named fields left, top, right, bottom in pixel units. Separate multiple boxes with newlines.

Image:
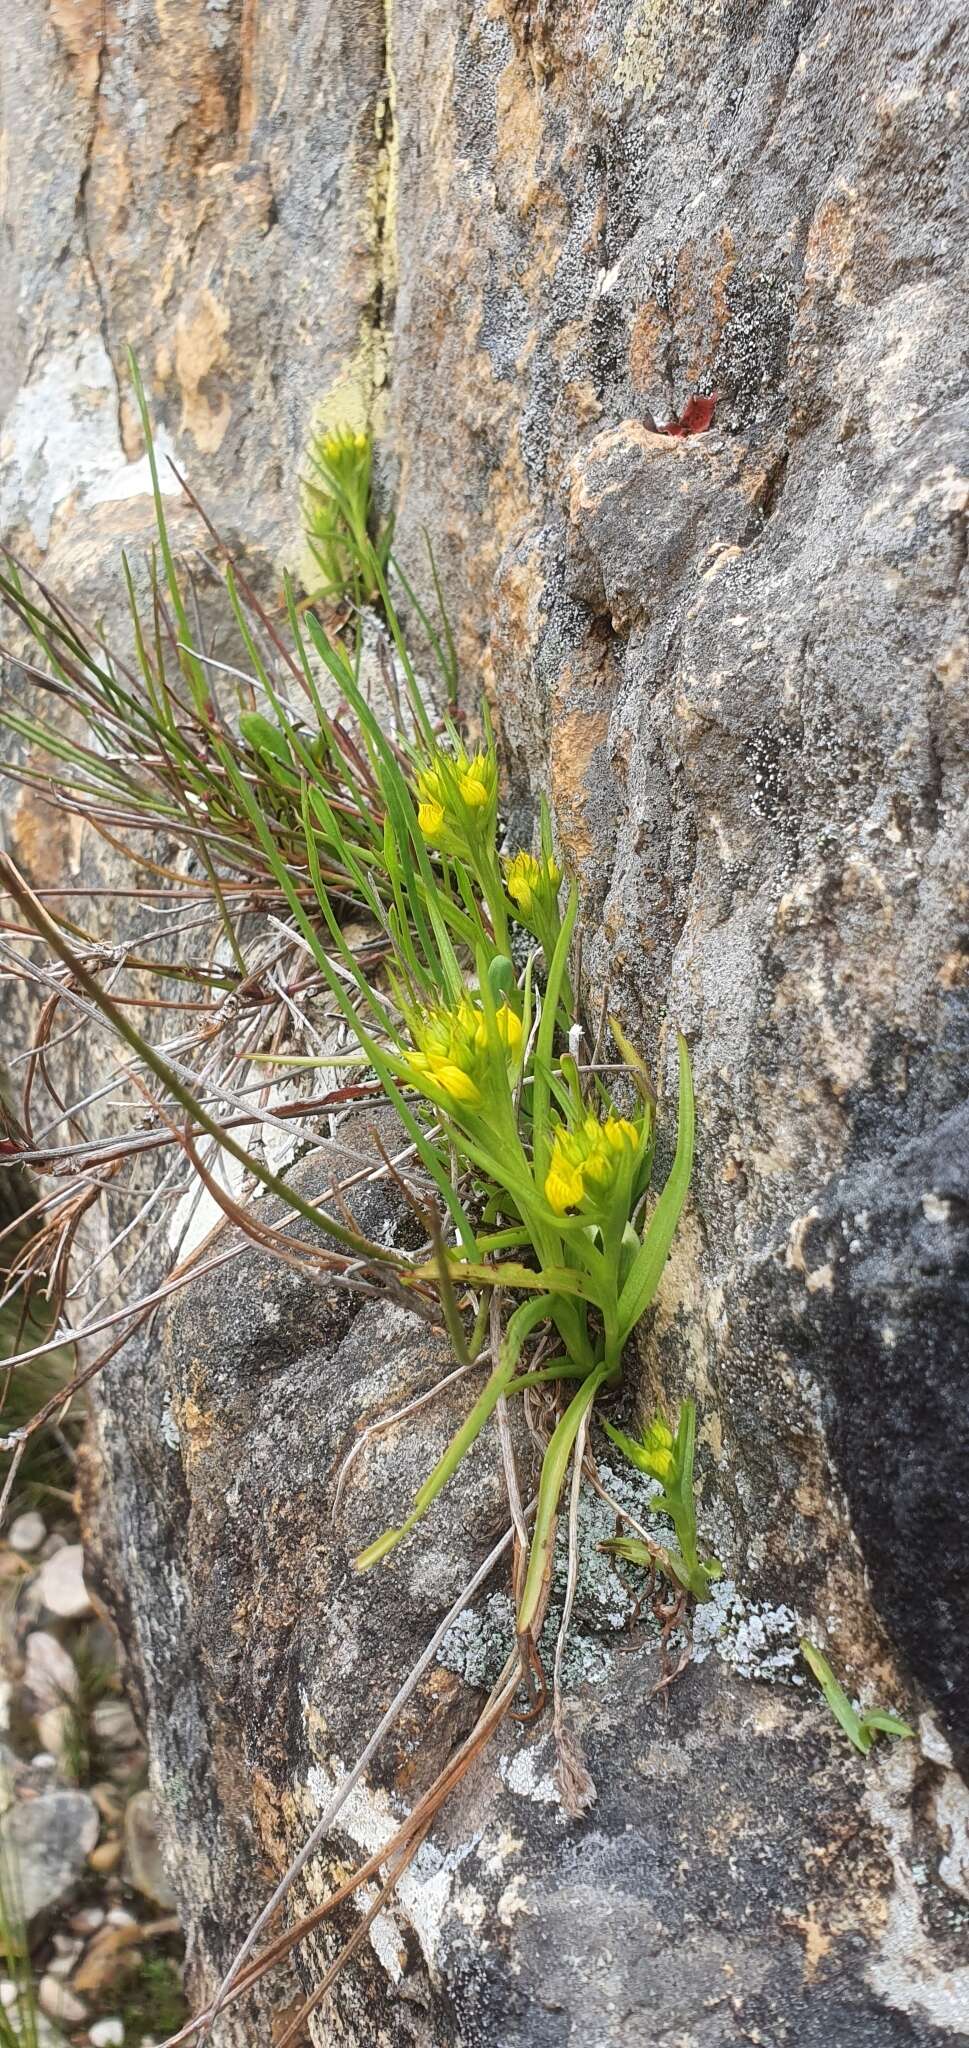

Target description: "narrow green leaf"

left=800, top=1640, right=869, bottom=1753
left=616, top=1033, right=694, bottom=1338
left=355, top=1293, right=550, bottom=1570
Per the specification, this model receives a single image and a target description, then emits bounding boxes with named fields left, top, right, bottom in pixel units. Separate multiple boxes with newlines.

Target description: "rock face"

left=84, top=1164, right=969, bottom=2044
left=3, top=0, right=969, bottom=2041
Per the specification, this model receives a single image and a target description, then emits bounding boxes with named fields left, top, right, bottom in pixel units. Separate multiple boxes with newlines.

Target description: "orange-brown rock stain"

left=549, top=700, right=610, bottom=870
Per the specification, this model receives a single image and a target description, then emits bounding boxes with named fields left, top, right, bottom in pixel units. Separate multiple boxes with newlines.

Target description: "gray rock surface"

left=2, top=0, right=968, bottom=2039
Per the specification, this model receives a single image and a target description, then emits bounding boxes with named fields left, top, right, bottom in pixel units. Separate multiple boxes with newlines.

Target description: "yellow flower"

left=504, top=849, right=562, bottom=918
left=546, top=1160, right=585, bottom=1212
left=402, top=993, right=521, bottom=1114
left=413, top=745, right=497, bottom=851
left=475, top=1004, right=522, bottom=1057
left=544, top=1113, right=640, bottom=1213
left=417, top=799, right=445, bottom=838
left=459, top=764, right=489, bottom=809
left=431, top=1061, right=481, bottom=1106
left=321, top=425, right=369, bottom=465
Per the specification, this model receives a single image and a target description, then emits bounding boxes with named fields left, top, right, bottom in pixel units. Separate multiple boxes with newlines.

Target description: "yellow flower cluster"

left=403, top=994, right=522, bottom=1110
left=320, top=425, right=369, bottom=467
left=415, top=747, right=497, bottom=848
left=545, top=1112, right=640, bottom=1214
left=503, top=850, right=562, bottom=918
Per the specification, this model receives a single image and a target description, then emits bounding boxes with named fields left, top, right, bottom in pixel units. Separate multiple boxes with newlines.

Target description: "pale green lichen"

left=437, top=1458, right=671, bottom=1693
left=615, top=0, right=667, bottom=101
left=438, top=1452, right=805, bottom=1694
left=616, top=0, right=724, bottom=103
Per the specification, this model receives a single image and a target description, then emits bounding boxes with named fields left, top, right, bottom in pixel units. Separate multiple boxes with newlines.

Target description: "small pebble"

left=92, top=1783, right=123, bottom=1823
left=90, top=2021, right=125, bottom=2047
left=106, top=1907, right=137, bottom=1928
left=46, top=1951, right=77, bottom=1980
left=8, top=1510, right=46, bottom=1553
left=49, top=1936, right=83, bottom=1978
left=70, top=1906, right=106, bottom=1935
left=0, top=1981, right=17, bottom=2009
left=30, top=1752, right=57, bottom=1770
left=92, top=1701, right=139, bottom=1750
left=35, top=1704, right=72, bottom=1760
left=38, top=1972, right=87, bottom=2024
left=88, top=1840, right=123, bottom=1873
left=37, top=1544, right=93, bottom=1620
left=25, top=1628, right=78, bottom=1710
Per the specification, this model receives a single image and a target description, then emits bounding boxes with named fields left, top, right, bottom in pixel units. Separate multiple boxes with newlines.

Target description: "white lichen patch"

left=303, top=1759, right=479, bottom=1982
left=498, top=1737, right=558, bottom=1808
left=159, top=1396, right=181, bottom=1453
left=480, top=1828, right=524, bottom=1878
left=935, top=1774, right=969, bottom=1903
left=496, top=1872, right=533, bottom=1927
left=693, top=1579, right=803, bottom=1684
left=866, top=1747, right=969, bottom=2032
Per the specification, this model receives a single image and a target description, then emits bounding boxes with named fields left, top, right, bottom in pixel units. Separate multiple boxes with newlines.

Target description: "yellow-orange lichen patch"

left=49, top=0, right=103, bottom=97
left=549, top=703, right=610, bottom=868
left=174, top=288, right=231, bottom=453
left=629, top=299, right=667, bottom=392
left=9, top=786, right=83, bottom=890
left=494, top=51, right=546, bottom=218
left=710, top=224, right=738, bottom=350
left=804, top=186, right=859, bottom=303
left=172, top=1393, right=215, bottom=1463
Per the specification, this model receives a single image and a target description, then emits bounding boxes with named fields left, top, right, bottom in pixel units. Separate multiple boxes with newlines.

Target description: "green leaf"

left=600, top=1419, right=655, bottom=1474
left=355, top=1293, right=551, bottom=1571
left=616, top=1033, right=694, bottom=1338
left=858, top=1710, right=916, bottom=1743
left=800, top=1640, right=870, bottom=1754
left=530, top=887, right=578, bottom=1189
left=239, top=711, right=295, bottom=768
left=599, top=1535, right=654, bottom=1568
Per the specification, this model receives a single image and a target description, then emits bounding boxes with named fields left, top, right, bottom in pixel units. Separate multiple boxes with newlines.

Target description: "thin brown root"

left=274, top=1826, right=433, bottom=2048
left=166, top=1654, right=523, bottom=2045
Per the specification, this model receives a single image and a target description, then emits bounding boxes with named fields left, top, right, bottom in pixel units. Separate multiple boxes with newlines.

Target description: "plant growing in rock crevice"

left=0, top=364, right=704, bottom=2041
